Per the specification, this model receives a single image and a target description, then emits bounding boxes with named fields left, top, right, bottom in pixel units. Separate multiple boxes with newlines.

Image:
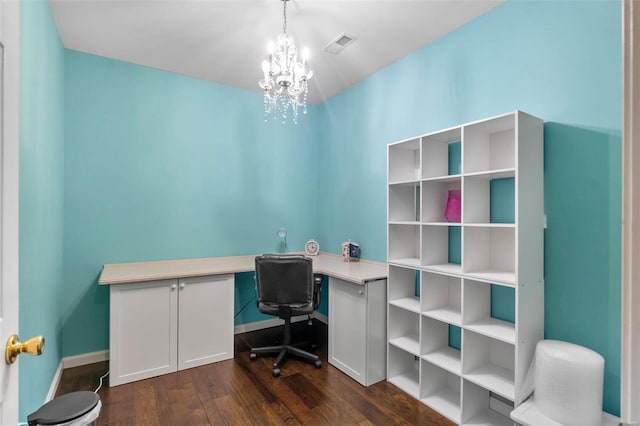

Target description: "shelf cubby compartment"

left=463, top=172, right=515, bottom=225
left=421, top=127, right=462, bottom=179
left=463, top=114, right=515, bottom=174
left=421, top=225, right=462, bottom=275
left=389, top=138, right=421, bottom=184
left=462, top=330, right=515, bottom=401
left=389, top=182, right=420, bottom=223
left=463, top=280, right=515, bottom=345
left=421, top=176, right=461, bottom=224
left=388, top=305, right=420, bottom=355
left=388, top=265, right=421, bottom=313
left=388, top=344, right=420, bottom=398
left=421, top=271, right=462, bottom=325
left=420, top=360, right=462, bottom=424
left=388, top=223, right=420, bottom=267
left=463, top=226, right=515, bottom=285
left=421, top=316, right=461, bottom=375
left=461, top=380, right=513, bottom=426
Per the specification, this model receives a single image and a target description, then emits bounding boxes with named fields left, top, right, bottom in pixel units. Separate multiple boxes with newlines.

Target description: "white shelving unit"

left=387, top=111, right=544, bottom=425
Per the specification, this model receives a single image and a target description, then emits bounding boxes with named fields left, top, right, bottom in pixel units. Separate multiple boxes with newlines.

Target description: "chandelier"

left=259, top=0, right=313, bottom=124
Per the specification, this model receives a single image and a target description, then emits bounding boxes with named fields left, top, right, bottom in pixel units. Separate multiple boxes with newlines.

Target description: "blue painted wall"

left=19, top=0, right=65, bottom=420
left=316, top=0, right=621, bottom=415
left=62, top=50, right=319, bottom=356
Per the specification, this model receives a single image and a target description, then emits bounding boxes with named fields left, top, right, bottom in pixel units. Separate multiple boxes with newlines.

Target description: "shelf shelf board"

left=464, top=318, right=515, bottom=345
left=388, top=372, right=420, bottom=398
left=464, top=364, right=515, bottom=401
left=464, top=409, right=513, bottom=426
left=388, top=220, right=420, bottom=226
left=422, top=307, right=462, bottom=326
left=422, top=222, right=461, bottom=227
left=464, top=270, right=515, bottom=286
left=424, top=263, right=462, bottom=275
left=389, top=258, right=421, bottom=268
left=389, top=297, right=421, bottom=313
left=421, top=386, right=461, bottom=424
left=463, top=223, right=515, bottom=228
left=422, top=174, right=462, bottom=183
left=388, top=180, right=420, bottom=187
left=422, top=347, right=461, bottom=375
left=389, top=335, right=420, bottom=355
left=388, top=178, right=420, bottom=186
left=464, top=168, right=515, bottom=180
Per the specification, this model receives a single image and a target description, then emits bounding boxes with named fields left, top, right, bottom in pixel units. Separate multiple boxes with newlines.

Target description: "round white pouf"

left=533, top=340, right=604, bottom=426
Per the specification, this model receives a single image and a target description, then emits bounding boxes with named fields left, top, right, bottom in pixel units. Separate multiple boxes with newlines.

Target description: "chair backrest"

left=255, top=254, right=314, bottom=307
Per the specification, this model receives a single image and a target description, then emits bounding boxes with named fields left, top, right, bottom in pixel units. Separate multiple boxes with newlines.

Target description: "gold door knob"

left=5, top=334, right=45, bottom=364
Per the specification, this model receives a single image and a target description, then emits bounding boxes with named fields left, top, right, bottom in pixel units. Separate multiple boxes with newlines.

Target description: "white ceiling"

left=49, top=0, right=504, bottom=104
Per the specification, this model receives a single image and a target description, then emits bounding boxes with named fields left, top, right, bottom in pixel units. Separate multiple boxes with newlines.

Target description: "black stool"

left=27, top=391, right=100, bottom=426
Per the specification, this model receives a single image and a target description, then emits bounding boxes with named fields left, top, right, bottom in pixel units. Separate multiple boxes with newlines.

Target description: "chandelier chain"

left=282, top=0, right=287, bottom=34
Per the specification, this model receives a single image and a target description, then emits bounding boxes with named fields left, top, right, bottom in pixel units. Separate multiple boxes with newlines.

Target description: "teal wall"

left=19, top=0, right=65, bottom=420
left=316, top=0, right=621, bottom=415
left=62, top=50, right=319, bottom=356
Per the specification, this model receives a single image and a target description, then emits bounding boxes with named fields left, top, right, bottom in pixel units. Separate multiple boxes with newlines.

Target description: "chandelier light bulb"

left=259, top=0, right=312, bottom=124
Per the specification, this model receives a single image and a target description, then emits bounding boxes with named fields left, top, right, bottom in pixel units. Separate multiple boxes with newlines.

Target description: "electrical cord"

left=94, top=370, right=110, bottom=393
left=234, top=295, right=256, bottom=319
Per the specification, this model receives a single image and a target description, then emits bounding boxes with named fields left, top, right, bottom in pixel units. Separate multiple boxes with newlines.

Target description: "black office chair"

left=250, top=254, right=323, bottom=377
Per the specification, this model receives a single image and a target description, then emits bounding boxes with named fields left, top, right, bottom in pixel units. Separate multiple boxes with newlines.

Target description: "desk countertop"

left=99, top=252, right=387, bottom=285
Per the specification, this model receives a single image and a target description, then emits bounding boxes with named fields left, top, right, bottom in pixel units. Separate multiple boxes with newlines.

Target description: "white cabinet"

left=109, top=274, right=234, bottom=386
left=328, top=277, right=387, bottom=386
left=387, top=111, right=544, bottom=425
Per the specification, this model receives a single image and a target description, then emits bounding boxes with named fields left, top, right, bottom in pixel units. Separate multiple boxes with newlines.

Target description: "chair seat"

left=258, top=301, right=314, bottom=317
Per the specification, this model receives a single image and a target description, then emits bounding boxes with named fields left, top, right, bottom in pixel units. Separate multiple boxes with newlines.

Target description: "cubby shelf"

left=464, top=364, right=515, bottom=401
left=387, top=111, right=544, bottom=424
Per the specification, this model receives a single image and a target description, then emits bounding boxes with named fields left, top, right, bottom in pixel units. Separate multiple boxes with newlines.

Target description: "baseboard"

left=62, top=350, right=109, bottom=369
left=45, top=361, right=64, bottom=402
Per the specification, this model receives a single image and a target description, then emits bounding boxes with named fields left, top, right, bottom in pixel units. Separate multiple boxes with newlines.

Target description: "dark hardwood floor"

left=56, top=321, right=454, bottom=425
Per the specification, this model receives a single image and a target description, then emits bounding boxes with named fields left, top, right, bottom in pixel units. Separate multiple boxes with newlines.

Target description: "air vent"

left=323, top=32, right=357, bottom=55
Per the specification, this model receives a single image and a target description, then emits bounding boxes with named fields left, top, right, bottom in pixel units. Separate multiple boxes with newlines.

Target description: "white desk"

left=99, top=252, right=387, bottom=387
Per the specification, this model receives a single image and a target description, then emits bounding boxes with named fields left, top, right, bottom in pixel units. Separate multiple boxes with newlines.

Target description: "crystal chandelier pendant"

left=259, top=0, right=313, bottom=124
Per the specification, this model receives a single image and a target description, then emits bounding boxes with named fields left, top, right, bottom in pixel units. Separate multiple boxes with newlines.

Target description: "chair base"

left=250, top=343, right=322, bottom=377
left=249, top=317, right=322, bottom=377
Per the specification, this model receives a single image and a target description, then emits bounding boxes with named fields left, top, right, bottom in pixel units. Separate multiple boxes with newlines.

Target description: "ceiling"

left=49, top=0, right=504, bottom=105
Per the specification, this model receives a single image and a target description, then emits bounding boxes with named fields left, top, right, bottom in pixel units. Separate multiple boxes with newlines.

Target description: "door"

left=0, top=0, right=20, bottom=424
left=328, top=278, right=367, bottom=384
left=178, top=274, right=234, bottom=370
left=622, top=0, right=640, bottom=421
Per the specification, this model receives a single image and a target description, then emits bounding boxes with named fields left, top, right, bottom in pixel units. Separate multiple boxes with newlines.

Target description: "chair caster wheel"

left=250, top=353, right=257, bottom=360
left=272, top=368, right=280, bottom=377
left=314, top=360, right=322, bottom=369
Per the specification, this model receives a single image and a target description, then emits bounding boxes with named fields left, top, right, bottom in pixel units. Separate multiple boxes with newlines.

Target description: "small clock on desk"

left=305, top=239, right=320, bottom=256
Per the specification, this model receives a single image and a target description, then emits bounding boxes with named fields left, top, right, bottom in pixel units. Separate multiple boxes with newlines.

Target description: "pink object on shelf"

left=444, top=190, right=461, bottom=222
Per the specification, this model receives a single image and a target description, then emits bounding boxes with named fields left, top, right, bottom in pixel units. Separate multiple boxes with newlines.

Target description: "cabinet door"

left=110, top=279, right=178, bottom=386
left=329, top=277, right=367, bottom=385
left=178, top=274, right=234, bottom=370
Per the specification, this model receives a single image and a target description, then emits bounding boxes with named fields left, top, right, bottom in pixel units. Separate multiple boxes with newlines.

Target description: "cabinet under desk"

left=99, top=252, right=388, bottom=387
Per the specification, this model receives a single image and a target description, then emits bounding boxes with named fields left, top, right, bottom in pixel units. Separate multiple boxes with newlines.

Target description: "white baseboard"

left=45, top=361, right=64, bottom=402
left=62, top=350, right=109, bottom=369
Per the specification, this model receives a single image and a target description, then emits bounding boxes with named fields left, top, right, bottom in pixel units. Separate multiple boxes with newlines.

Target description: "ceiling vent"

left=323, top=33, right=357, bottom=55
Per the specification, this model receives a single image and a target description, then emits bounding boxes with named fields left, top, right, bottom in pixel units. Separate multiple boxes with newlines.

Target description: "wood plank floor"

left=56, top=320, right=455, bottom=425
